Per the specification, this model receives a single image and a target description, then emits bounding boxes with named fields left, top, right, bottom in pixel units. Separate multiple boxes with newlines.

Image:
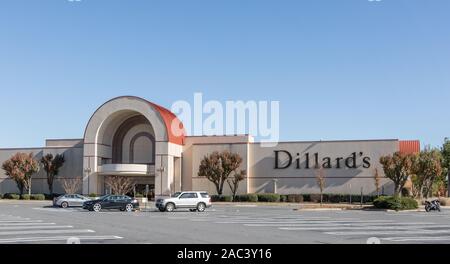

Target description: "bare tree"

left=198, top=151, right=243, bottom=196
left=380, top=152, right=417, bottom=197
left=61, top=178, right=82, bottom=194
left=414, top=148, right=443, bottom=198
left=105, top=176, right=135, bottom=195
left=41, top=154, right=65, bottom=195
left=227, top=170, right=246, bottom=201
left=2, top=152, right=39, bottom=195
left=315, top=166, right=325, bottom=206
left=374, top=168, right=381, bottom=197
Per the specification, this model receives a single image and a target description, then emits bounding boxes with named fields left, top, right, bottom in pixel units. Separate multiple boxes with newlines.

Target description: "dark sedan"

left=82, top=194, right=139, bottom=212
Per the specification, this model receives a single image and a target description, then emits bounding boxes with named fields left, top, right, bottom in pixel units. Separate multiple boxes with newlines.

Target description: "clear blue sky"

left=0, top=0, right=449, bottom=148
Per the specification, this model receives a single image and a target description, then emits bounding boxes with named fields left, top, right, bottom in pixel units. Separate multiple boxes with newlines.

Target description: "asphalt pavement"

left=0, top=201, right=449, bottom=244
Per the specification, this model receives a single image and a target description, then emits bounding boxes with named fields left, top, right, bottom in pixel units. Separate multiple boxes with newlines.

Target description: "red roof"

left=399, top=140, right=420, bottom=154
left=148, top=101, right=186, bottom=145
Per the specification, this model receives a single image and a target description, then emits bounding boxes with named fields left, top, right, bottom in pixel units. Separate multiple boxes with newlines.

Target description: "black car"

left=82, top=194, right=139, bottom=212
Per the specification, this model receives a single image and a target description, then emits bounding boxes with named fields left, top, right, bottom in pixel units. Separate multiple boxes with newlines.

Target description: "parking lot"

left=1, top=201, right=450, bottom=244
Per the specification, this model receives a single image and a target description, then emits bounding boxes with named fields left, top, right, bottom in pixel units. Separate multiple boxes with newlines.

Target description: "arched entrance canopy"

left=82, top=96, right=185, bottom=196
left=84, top=96, right=185, bottom=146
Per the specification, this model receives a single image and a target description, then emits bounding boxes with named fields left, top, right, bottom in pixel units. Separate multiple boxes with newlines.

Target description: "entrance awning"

left=98, top=164, right=155, bottom=176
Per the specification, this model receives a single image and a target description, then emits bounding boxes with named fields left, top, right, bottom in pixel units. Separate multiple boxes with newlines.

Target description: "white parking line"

left=279, top=225, right=450, bottom=231
left=32, top=208, right=75, bottom=212
left=216, top=220, right=393, bottom=224
left=0, top=225, right=73, bottom=230
left=246, top=222, right=432, bottom=227
left=326, top=229, right=450, bottom=236
left=382, top=236, right=450, bottom=242
left=0, top=217, right=30, bottom=220
left=0, top=223, right=56, bottom=226
left=0, top=235, right=123, bottom=243
left=0, top=220, right=43, bottom=223
left=0, top=229, right=95, bottom=236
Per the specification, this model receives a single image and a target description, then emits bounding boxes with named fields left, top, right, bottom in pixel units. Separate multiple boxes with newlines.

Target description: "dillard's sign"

left=274, top=150, right=372, bottom=170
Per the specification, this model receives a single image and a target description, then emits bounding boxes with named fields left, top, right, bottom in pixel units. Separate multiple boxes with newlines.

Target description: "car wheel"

left=158, top=207, right=165, bottom=212
left=425, top=205, right=430, bottom=212
left=189, top=209, right=197, bottom=212
left=61, top=202, right=68, bottom=208
left=165, top=203, right=175, bottom=212
left=125, top=204, right=133, bottom=212
left=93, top=203, right=102, bottom=212
left=197, top=202, right=206, bottom=212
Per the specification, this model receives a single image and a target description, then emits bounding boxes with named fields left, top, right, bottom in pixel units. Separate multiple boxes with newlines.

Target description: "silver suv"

left=155, top=191, right=212, bottom=212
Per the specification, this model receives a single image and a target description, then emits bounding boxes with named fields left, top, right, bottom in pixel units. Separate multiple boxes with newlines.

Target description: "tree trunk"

left=394, top=183, right=402, bottom=197
left=219, top=179, right=226, bottom=196
left=48, top=173, right=54, bottom=194
left=28, top=178, right=32, bottom=196
left=17, top=182, right=24, bottom=195
left=233, top=182, right=239, bottom=201
left=215, top=183, right=222, bottom=196
left=448, top=171, right=450, bottom=197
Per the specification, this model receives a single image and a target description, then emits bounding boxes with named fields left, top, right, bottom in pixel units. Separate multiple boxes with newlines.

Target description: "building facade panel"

left=0, top=97, right=418, bottom=197
left=248, top=140, right=399, bottom=194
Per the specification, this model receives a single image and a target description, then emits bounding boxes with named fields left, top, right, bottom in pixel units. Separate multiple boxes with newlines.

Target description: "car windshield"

left=171, top=192, right=181, bottom=197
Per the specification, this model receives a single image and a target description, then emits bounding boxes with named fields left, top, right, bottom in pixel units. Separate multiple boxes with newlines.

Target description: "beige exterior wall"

left=190, top=143, right=249, bottom=195
left=0, top=137, right=400, bottom=196
left=0, top=144, right=83, bottom=194
left=248, top=140, right=398, bottom=195
left=0, top=136, right=400, bottom=196
left=185, top=138, right=398, bottom=196
left=181, top=135, right=252, bottom=193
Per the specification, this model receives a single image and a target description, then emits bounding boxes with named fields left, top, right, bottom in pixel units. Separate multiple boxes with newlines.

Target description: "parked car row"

left=52, top=191, right=212, bottom=213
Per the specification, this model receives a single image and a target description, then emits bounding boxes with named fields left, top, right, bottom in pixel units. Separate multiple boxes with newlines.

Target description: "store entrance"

left=103, top=176, right=155, bottom=200
left=133, top=184, right=155, bottom=200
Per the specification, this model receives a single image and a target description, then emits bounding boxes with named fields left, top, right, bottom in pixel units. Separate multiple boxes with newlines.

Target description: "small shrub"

left=309, top=194, right=321, bottom=203
left=280, top=195, right=288, bottom=202
left=3, top=193, right=20, bottom=200
left=287, top=194, right=303, bottom=203
left=31, top=194, right=45, bottom=200
left=304, top=194, right=377, bottom=204
left=373, top=196, right=418, bottom=210
left=44, top=193, right=61, bottom=200
left=257, top=193, right=280, bottom=202
left=363, top=195, right=376, bottom=203
left=302, top=194, right=311, bottom=202
left=21, top=194, right=31, bottom=200
left=401, top=187, right=411, bottom=197
left=234, top=194, right=258, bottom=202
left=88, top=193, right=98, bottom=197
left=210, top=195, right=232, bottom=202
left=134, top=193, right=144, bottom=198
left=329, top=194, right=343, bottom=203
